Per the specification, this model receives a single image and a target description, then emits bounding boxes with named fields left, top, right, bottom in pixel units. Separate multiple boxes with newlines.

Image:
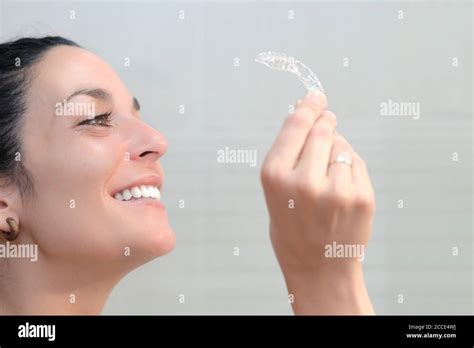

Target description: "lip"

left=110, top=174, right=163, bottom=197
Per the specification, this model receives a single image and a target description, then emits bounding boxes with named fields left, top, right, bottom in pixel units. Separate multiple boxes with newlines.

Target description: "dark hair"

left=0, top=36, right=80, bottom=203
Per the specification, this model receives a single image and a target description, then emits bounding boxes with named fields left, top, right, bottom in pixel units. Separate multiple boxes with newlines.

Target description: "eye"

left=78, top=111, right=113, bottom=127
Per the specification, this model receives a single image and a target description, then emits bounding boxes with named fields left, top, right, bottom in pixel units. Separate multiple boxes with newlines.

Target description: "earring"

left=1, top=217, right=19, bottom=241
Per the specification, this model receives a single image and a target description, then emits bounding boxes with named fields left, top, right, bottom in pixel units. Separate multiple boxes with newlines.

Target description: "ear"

left=0, top=185, right=21, bottom=242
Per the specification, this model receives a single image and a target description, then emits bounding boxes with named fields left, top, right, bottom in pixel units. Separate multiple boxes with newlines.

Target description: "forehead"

left=30, top=45, right=128, bottom=107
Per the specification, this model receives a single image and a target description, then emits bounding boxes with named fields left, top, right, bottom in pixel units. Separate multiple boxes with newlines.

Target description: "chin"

left=146, top=225, right=176, bottom=257
left=132, top=212, right=176, bottom=261
left=108, top=191, right=174, bottom=249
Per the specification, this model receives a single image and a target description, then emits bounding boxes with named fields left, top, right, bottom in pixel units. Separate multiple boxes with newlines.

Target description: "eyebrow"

left=66, top=88, right=111, bottom=103
left=66, top=88, right=141, bottom=112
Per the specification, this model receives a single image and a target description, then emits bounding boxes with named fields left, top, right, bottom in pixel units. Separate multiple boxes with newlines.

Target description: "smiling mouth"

left=112, top=185, right=161, bottom=202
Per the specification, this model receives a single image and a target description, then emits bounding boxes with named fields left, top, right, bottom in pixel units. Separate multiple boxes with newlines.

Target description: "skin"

left=0, top=46, right=174, bottom=314
left=0, top=45, right=375, bottom=314
left=261, top=92, right=375, bottom=314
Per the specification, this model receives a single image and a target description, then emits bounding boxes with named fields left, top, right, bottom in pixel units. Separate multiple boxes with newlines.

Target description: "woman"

left=0, top=37, right=375, bottom=314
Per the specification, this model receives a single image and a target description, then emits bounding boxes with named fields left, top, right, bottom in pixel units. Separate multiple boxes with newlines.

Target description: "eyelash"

left=78, top=111, right=113, bottom=127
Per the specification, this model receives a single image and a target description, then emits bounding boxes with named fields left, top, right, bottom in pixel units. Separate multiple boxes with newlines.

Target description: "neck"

left=0, top=250, right=125, bottom=315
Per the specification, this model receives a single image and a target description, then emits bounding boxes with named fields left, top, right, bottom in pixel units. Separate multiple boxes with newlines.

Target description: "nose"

left=129, top=122, right=168, bottom=163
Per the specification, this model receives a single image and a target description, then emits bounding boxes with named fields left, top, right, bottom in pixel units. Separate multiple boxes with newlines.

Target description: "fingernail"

left=306, top=90, right=325, bottom=105
left=296, top=99, right=302, bottom=106
left=329, top=113, right=337, bottom=125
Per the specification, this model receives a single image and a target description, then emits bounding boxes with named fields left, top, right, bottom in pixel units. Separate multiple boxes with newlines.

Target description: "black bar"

left=0, top=315, right=472, bottom=346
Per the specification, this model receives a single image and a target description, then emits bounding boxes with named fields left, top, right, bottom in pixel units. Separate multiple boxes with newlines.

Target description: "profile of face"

left=8, top=45, right=175, bottom=277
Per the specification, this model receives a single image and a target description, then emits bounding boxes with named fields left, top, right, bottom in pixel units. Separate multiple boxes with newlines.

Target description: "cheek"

left=24, top=130, right=175, bottom=265
left=24, top=135, right=126, bottom=260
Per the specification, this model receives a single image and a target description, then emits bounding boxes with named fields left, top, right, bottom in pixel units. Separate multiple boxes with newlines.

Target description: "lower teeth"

left=126, top=197, right=156, bottom=201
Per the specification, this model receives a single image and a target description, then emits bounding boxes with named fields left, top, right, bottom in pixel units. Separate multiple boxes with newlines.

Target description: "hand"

left=260, top=91, right=376, bottom=314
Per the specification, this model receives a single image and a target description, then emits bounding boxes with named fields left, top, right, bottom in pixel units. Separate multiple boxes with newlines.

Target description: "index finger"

left=264, top=91, right=327, bottom=172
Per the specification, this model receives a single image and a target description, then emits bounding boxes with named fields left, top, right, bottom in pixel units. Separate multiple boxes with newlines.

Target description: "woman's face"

left=19, top=45, right=175, bottom=270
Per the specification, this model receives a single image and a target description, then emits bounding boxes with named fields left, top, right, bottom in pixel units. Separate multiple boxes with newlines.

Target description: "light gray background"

left=1, top=0, right=472, bottom=314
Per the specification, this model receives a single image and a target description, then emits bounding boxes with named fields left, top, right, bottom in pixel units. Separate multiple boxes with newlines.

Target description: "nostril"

left=140, top=151, right=156, bottom=157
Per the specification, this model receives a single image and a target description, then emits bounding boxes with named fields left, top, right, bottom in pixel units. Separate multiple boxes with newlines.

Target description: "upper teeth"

left=113, top=185, right=161, bottom=201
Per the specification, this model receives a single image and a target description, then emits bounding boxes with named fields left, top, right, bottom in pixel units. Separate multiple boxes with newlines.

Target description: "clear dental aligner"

left=255, top=51, right=324, bottom=93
